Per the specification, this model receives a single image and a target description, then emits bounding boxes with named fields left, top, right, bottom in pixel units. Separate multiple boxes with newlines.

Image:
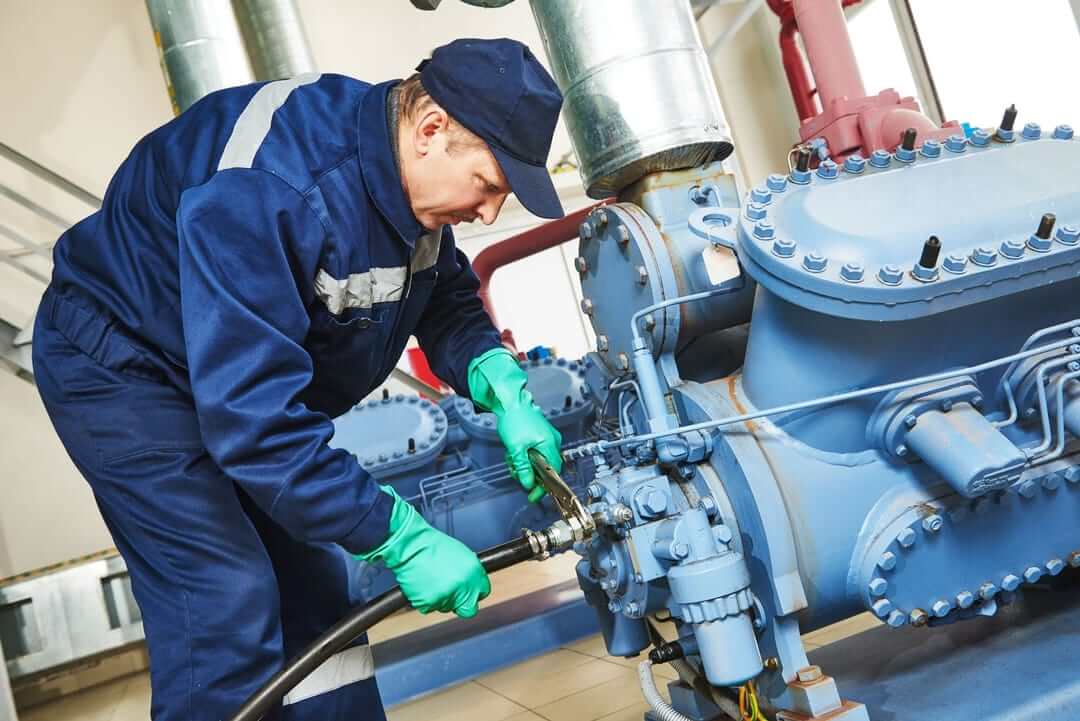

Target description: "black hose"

left=227, top=534, right=537, bottom=721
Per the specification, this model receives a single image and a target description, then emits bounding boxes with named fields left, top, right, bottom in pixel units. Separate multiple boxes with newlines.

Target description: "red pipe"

left=473, top=201, right=610, bottom=327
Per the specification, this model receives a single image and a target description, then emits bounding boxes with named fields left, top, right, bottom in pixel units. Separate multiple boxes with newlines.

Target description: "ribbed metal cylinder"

left=529, top=0, right=733, bottom=198
left=146, top=0, right=254, bottom=114
left=233, top=0, right=316, bottom=81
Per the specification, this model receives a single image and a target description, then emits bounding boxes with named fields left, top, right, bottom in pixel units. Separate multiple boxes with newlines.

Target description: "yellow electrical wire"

left=738, top=681, right=769, bottom=721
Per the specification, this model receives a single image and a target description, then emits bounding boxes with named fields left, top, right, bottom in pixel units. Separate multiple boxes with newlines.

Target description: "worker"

left=32, top=38, right=565, bottom=721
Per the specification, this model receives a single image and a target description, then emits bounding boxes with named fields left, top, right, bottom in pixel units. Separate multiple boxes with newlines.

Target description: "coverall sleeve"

left=414, top=226, right=503, bottom=396
left=177, top=168, right=392, bottom=554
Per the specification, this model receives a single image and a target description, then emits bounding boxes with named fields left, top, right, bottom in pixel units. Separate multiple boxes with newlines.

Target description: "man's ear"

left=412, top=107, right=450, bottom=157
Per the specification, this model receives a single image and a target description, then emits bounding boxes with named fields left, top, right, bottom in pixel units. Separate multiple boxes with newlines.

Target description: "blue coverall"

left=32, top=74, right=502, bottom=720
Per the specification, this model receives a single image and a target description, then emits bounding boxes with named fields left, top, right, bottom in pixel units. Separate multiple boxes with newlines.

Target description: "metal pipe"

left=472, top=202, right=608, bottom=325
left=0, top=142, right=101, bottom=208
left=232, top=0, right=315, bottom=80
left=529, top=0, right=732, bottom=197
left=792, top=0, right=865, bottom=108
left=145, top=0, right=254, bottom=115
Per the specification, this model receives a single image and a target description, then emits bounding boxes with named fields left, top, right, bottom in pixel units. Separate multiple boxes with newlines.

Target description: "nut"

left=796, top=666, right=823, bottom=683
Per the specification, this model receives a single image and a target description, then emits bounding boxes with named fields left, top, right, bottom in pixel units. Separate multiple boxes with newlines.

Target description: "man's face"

left=400, top=107, right=511, bottom=231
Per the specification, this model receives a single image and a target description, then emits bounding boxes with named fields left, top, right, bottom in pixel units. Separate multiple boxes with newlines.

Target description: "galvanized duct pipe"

left=529, top=0, right=733, bottom=198
left=233, top=0, right=316, bottom=81
left=146, top=0, right=254, bottom=114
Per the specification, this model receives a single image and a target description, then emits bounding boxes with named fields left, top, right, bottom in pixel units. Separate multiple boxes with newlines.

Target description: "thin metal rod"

left=0, top=222, right=55, bottom=260
left=0, top=184, right=75, bottom=229
left=389, top=367, right=447, bottom=401
left=0, top=142, right=101, bottom=208
left=887, top=0, right=945, bottom=126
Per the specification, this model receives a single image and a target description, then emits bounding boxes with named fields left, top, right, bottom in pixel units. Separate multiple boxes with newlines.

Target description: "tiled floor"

left=14, top=556, right=880, bottom=721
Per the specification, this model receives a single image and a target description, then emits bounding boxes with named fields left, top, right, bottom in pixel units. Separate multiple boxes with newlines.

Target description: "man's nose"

left=477, top=194, right=507, bottom=226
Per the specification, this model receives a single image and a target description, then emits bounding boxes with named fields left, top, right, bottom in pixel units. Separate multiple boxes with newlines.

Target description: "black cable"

left=227, top=534, right=537, bottom=721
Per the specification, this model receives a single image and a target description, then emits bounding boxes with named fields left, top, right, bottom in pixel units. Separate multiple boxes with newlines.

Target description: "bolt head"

left=869, top=578, right=888, bottom=597
left=1047, top=558, right=1066, bottom=576
left=1057, top=225, right=1080, bottom=245
left=904, top=414, right=918, bottom=429
left=840, top=262, right=865, bottom=283
left=767, top=173, right=788, bottom=192
left=872, top=599, right=893, bottom=617
left=895, top=444, right=908, bottom=457
left=897, top=528, right=917, bottom=547
left=626, top=601, right=641, bottom=616
left=597, top=335, right=609, bottom=353
left=1022, top=122, right=1041, bottom=140
left=753, top=220, right=776, bottom=240
left=1000, top=238, right=1026, bottom=259
left=580, top=221, right=594, bottom=241
left=594, top=208, right=609, bottom=227
left=878, top=264, right=903, bottom=285
left=1069, top=551, right=1080, bottom=568
left=956, top=591, right=975, bottom=609
left=608, top=599, right=623, bottom=613
left=746, top=202, right=767, bottom=221
left=802, top=252, right=828, bottom=273
left=844, top=154, right=866, bottom=173
left=616, top=226, right=630, bottom=245
left=586, top=483, right=603, bottom=500
left=616, top=353, right=630, bottom=371
left=636, top=266, right=649, bottom=285
left=971, top=247, right=998, bottom=266
left=1028, top=233, right=1053, bottom=252
left=870, top=149, right=891, bottom=167
left=1042, top=473, right=1062, bottom=491
left=886, top=610, right=907, bottom=628
left=1053, top=124, right=1074, bottom=140
left=575, top=256, right=589, bottom=273
left=750, top=186, right=772, bottom=204
left=943, top=254, right=968, bottom=274
left=971, top=128, right=991, bottom=146
left=1018, top=480, right=1037, bottom=498
left=979, top=582, right=999, bottom=600
left=878, top=551, right=898, bottom=571
left=796, top=665, right=823, bottom=683
left=920, top=139, right=942, bottom=157
left=945, top=134, right=968, bottom=152
left=910, top=608, right=929, bottom=627
left=922, top=515, right=943, bottom=533
left=1068, top=467, right=1080, bottom=484
left=1001, top=573, right=1021, bottom=591
left=1024, top=566, right=1043, bottom=584
left=580, top=298, right=594, bottom=315
left=672, top=542, right=690, bottom=559
left=931, top=600, right=952, bottom=617
left=772, top=237, right=797, bottom=258
left=789, top=167, right=812, bottom=184
left=817, top=159, right=839, bottom=179
left=643, top=313, right=656, bottom=331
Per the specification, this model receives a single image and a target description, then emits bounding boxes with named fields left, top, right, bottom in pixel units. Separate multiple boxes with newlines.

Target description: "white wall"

left=0, top=1, right=795, bottom=576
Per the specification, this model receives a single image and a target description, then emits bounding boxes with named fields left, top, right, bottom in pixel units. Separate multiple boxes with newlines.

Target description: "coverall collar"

left=358, top=80, right=424, bottom=248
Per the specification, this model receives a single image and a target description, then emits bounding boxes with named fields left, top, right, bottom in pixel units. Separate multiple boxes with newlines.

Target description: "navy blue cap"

left=418, top=38, right=565, bottom=219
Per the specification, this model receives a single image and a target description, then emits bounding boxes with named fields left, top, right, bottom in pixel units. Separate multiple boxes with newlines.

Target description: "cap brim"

left=490, top=145, right=564, bottom=219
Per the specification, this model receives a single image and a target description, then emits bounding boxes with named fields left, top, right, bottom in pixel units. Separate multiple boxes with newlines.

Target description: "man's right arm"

left=176, top=168, right=392, bottom=554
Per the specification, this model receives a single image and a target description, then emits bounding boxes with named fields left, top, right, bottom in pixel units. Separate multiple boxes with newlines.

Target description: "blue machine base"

left=810, top=578, right=1080, bottom=719
left=372, top=580, right=598, bottom=707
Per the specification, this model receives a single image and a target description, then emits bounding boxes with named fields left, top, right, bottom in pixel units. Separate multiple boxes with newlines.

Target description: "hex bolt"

left=1047, top=558, right=1066, bottom=576
left=616, top=353, right=630, bottom=372
left=764, top=657, right=781, bottom=671
left=1036, top=213, right=1056, bottom=240
left=921, top=139, right=942, bottom=158
left=754, top=220, right=776, bottom=240
left=943, top=254, right=968, bottom=274
left=1002, top=574, right=1022, bottom=594
left=1053, top=124, right=1074, bottom=140
left=869, top=578, right=888, bottom=597
left=767, top=173, right=789, bottom=192
left=971, top=246, right=998, bottom=266
left=636, top=266, right=649, bottom=285
left=817, top=159, right=839, bottom=179
left=872, top=599, right=893, bottom=618
left=616, top=226, right=630, bottom=245
left=613, top=504, right=634, bottom=523
left=1022, top=122, right=1041, bottom=140
left=1000, top=238, right=1026, bottom=259
left=886, top=610, right=907, bottom=628
left=746, top=202, right=767, bottom=221
left=970, top=128, right=991, bottom=147
left=896, top=128, right=918, bottom=161
left=1042, top=473, right=1062, bottom=491
left=878, top=551, right=898, bottom=571
left=580, top=298, right=594, bottom=315
left=643, top=314, right=656, bottom=331
left=608, top=599, right=623, bottom=614
left=922, top=515, right=943, bottom=533
left=750, top=186, right=772, bottom=204
left=904, top=414, right=918, bottom=429
left=575, top=256, right=589, bottom=273
left=870, top=149, right=891, bottom=168
left=999, top=104, right=1018, bottom=135
left=586, top=483, right=603, bottom=500
left=1057, top=225, right=1080, bottom=245
left=802, top=253, right=828, bottom=273
left=1024, top=566, right=1043, bottom=584
left=941, top=399, right=953, bottom=412
left=878, top=264, right=903, bottom=285
left=841, top=262, right=865, bottom=283
left=713, top=524, right=733, bottom=544
left=594, top=208, right=609, bottom=227
left=626, top=601, right=641, bottom=616
left=773, top=238, right=797, bottom=258
left=1018, top=480, right=1037, bottom=498
left=796, top=666, right=823, bottom=683
left=945, top=134, right=968, bottom=153
left=700, top=496, right=718, bottom=517
left=897, top=528, right=917, bottom=548
left=1068, top=550, right=1080, bottom=568
left=956, top=591, right=975, bottom=609
left=896, top=444, right=908, bottom=457
left=407, top=437, right=416, bottom=454
left=1067, top=467, right=1080, bottom=484
left=910, top=608, right=929, bottom=627
left=919, top=235, right=942, bottom=269
left=844, top=154, right=867, bottom=173
left=580, top=221, right=594, bottom=241
left=795, top=147, right=812, bottom=173
left=979, top=582, right=999, bottom=600
left=597, top=335, right=610, bottom=353
left=931, top=600, right=952, bottom=617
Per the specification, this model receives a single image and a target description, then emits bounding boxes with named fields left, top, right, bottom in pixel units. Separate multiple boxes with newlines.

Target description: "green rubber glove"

left=468, top=347, right=563, bottom=503
left=355, top=486, right=490, bottom=618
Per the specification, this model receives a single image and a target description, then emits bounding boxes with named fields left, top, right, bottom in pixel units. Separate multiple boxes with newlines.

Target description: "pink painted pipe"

left=793, top=0, right=865, bottom=107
